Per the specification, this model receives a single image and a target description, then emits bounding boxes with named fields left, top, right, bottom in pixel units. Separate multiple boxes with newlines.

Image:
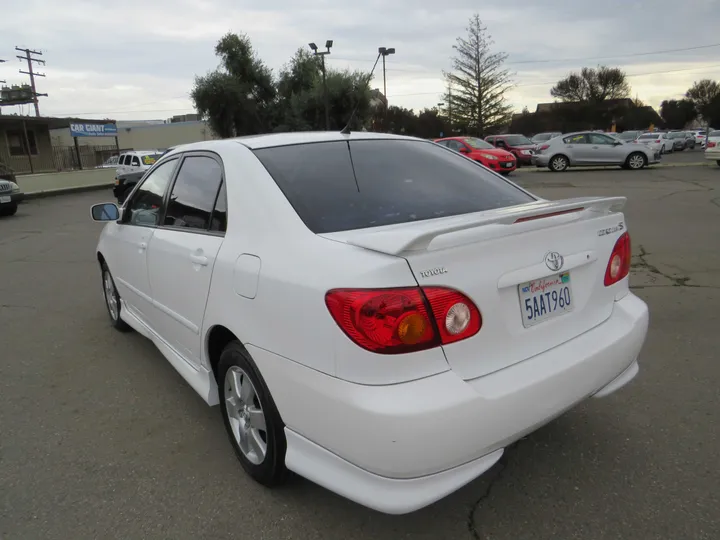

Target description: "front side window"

left=589, top=133, right=616, bottom=145
left=254, top=139, right=535, bottom=234
left=126, top=159, right=177, bottom=226
left=163, top=156, right=223, bottom=231
left=131, top=156, right=141, bottom=167
left=504, top=135, right=533, bottom=146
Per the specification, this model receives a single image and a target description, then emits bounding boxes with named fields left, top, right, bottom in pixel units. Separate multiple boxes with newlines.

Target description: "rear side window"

left=254, top=139, right=534, bottom=234
left=163, top=156, right=224, bottom=231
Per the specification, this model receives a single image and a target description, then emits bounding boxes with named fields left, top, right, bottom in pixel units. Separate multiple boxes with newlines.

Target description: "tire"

left=101, top=263, right=131, bottom=332
left=0, top=204, right=18, bottom=216
left=548, top=154, right=569, bottom=172
left=716, top=160, right=720, bottom=166
left=218, top=341, right=288, bottom=487
left=626, top=152, right=647, bottom=170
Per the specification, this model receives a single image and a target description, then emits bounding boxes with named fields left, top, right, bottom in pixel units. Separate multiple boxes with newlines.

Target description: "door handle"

left=190, top=253, right=209, bottom=266
left=592, top=146, right=600, bottom=149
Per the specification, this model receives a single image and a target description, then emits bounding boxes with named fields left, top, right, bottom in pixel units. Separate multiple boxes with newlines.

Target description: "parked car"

left=485, top=134, right=536, bottom=165
left=90, top=132, right=649, bottom=515
left=612, top=131, right=641, bottom=143
left=531, top=132, right=562, bottom=144
left=0, top=178, right=24, bottom=216
left=690, top=130, right=706, bottom=146
left=434, top=136, right=517, bottom=174
left=705, top=130, right=720, bottom=166
left=97, top=155, right=119, bottom=169
left=116, top=150, right=165, bottom=175
left=636, top=132, right=674, bottom=154
left=113, top=146, right=177, bottom=203
left=532, top=131, right=660, bottom=172
left=667, top=131, right=690, bottom=151
left=681, top=132, right=697, bottom=150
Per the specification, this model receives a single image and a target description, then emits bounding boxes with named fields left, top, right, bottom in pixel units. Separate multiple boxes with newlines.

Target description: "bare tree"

left=551, top=66, right=631, bottom=104
left=443, top=14, right=513, bottom=136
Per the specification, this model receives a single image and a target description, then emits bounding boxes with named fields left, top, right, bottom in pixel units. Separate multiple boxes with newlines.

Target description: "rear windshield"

left=616, top=132, right=638, bottom=140
left=254, top=139, right=535, bottom=234
left=638, top=134, right=658, bottom=139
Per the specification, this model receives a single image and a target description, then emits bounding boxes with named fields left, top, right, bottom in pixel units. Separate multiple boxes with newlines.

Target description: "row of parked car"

left=435, top=128, right=720, bottom=173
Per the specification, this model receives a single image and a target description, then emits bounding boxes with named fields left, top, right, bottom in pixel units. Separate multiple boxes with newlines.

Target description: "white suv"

left=115, top=150, right=164, bottom=175
left=91, top=133, right=648, bottom=514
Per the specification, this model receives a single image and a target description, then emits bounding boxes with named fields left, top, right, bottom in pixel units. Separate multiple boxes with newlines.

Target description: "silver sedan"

left=531, top=131, right=661, bottom=172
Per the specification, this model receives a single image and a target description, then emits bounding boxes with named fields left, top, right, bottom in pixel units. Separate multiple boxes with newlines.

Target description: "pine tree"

left=443, top=14, right=513, bottom=136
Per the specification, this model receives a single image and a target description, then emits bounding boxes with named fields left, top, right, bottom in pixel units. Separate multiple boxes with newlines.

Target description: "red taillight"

left=604, top=232, right=631, bottom=286
left=708, top=141, right=716, bottom=148
left=655, top=139, right=662, bottom=143
left=539, top=144, right=550, bottom=151
left=325, top=287, right=481, bottom=354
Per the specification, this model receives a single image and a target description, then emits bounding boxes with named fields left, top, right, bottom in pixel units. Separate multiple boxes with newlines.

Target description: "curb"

left=514, top=162, right=714, bottom=174
left=22, top=183, right=114, bottom=200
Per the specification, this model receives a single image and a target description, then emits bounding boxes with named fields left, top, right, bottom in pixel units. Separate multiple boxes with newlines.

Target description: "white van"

left=115, top=150, right=164, bottom=175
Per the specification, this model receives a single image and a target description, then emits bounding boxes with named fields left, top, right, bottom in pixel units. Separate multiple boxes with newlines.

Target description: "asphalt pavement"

left=1, top=165, right=719, bottom=539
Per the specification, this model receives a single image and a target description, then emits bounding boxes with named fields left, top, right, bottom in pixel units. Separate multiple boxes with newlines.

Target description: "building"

left=0, top=115, right=117, bottom=174
left=50, top=119, right=217, bottom=151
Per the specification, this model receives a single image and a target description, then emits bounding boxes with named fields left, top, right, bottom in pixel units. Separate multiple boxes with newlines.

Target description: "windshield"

left=504, top=135, right=533, bottom=146
left=668, top=132, right=685, bottom=139
left=531, top=133, right=552, bottom=142
left=638, top=134, right=659, bottom=140
left=463, top=137, right=495, bottom=150
left=254, top=139, right=535, bottom=234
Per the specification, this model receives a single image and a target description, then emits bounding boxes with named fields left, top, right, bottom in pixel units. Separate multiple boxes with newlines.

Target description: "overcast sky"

left=1, top=0, right=719, bottom=122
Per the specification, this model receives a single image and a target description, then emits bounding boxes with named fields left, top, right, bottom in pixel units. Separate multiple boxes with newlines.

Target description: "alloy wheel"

left=224, top=366, right=267, bottom=465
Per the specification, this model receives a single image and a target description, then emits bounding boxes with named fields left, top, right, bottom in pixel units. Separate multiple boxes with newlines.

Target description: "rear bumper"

left=531, top=154, right=550, bottom=167
left=515, top=152, right=534, bottom=164
left=705, top=150, right=720, bottom=161
left=251, top=293, right=649, bottom=514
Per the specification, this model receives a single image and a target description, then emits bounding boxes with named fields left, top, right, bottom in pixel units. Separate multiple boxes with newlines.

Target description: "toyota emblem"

left=544, top=251, right=564, bottom=272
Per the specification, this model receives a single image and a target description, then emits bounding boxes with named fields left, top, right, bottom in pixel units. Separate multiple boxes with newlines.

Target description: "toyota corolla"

left=90, top=132, right=649, bottom=515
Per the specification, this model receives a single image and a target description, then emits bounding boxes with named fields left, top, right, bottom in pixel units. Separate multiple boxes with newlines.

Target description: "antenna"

left=340, top=51, right=383, bottom=135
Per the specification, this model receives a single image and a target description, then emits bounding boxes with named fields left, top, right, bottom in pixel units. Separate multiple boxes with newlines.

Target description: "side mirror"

left=614, top=140, right=623, bottom=146
left=458, top=147, right=470, bottom=154
left=91, top=203, right=120, bottom=222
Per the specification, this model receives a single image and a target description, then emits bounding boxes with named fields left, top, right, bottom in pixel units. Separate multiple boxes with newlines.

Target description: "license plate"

left=0, top=196, right=10, bottom=203
left=519, top=272, right=573, bottom=327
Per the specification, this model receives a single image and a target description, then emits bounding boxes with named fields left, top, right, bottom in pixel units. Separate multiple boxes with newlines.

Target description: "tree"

left=660, top=99, right=697, bottom=129
left=686, top=79, right=720, bottom=126
left=191, top=33, right=276, bottom=138
left=443, top=14, right=513, bottom=137
left=550, top=66, right=631, bottom=104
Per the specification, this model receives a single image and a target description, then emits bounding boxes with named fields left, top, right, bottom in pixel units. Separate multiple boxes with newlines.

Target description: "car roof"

left=218, top=131, right=421, bottom=151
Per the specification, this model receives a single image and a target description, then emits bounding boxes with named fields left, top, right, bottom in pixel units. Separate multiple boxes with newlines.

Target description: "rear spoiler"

left=324, top=197, right=626, bottom=255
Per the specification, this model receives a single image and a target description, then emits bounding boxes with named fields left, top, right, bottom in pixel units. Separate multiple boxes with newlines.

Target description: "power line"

left=328, top=42, right=720, bottom=73
left=386, top=63, right=720, bottom=98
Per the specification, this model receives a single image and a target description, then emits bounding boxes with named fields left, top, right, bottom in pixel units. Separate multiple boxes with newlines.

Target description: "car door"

left=109, top=157, right=179, bottom=325
left=561, top=133, right=591, bottom=163
left=588, top=133, right=624, bottom=163
left=145, top=153, right=227, bottom=366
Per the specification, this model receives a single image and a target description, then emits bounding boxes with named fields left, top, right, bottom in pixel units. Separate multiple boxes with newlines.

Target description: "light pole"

left=309, top=40, right=333, bottom=130
left=378, top=47, right=395, bottom=131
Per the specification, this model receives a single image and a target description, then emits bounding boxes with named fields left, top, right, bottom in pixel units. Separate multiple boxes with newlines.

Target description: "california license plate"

left=519, top=272, right=573, bottom=327
left=0, top=196, right=10, bottom=203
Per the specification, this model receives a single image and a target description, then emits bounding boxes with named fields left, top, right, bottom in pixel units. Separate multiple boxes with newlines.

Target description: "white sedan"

left=91, top=132, right=649, bottom=514
left=635, top=132, right=674, bottom=154
left=704, top=129, right=720, bottom=166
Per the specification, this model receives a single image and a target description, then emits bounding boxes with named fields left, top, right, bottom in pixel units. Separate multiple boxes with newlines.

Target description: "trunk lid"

left=321, top=197, right=629, bottom=380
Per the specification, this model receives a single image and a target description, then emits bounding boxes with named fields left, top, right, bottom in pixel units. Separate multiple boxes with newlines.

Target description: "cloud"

left=1, top=0, right=719, bottom=120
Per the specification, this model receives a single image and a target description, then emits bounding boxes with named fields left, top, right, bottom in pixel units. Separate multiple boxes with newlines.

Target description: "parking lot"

left=1, top=164, right=718, bottom=539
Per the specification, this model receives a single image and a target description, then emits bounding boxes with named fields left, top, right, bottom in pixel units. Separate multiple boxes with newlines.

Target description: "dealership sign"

left=69, top=123, right=118, bottom=137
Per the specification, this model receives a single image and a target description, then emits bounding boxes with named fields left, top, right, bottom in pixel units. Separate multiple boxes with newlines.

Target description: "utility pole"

left=0, top=58, right=5, bottom=84
left=16, top=47, right=47, bottom=117
left=378, top=47, right=395, bottom=131
left=309, top=40, right=333, bottom=130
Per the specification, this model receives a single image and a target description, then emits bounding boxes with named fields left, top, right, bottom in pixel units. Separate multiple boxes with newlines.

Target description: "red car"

left=434, top=136, right=517, bottom=174
left=484, top=134, right=536, bottom=166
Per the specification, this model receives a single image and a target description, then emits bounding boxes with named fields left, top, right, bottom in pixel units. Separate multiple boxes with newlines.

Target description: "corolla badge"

left=544, top=251, right=564, bottom=272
